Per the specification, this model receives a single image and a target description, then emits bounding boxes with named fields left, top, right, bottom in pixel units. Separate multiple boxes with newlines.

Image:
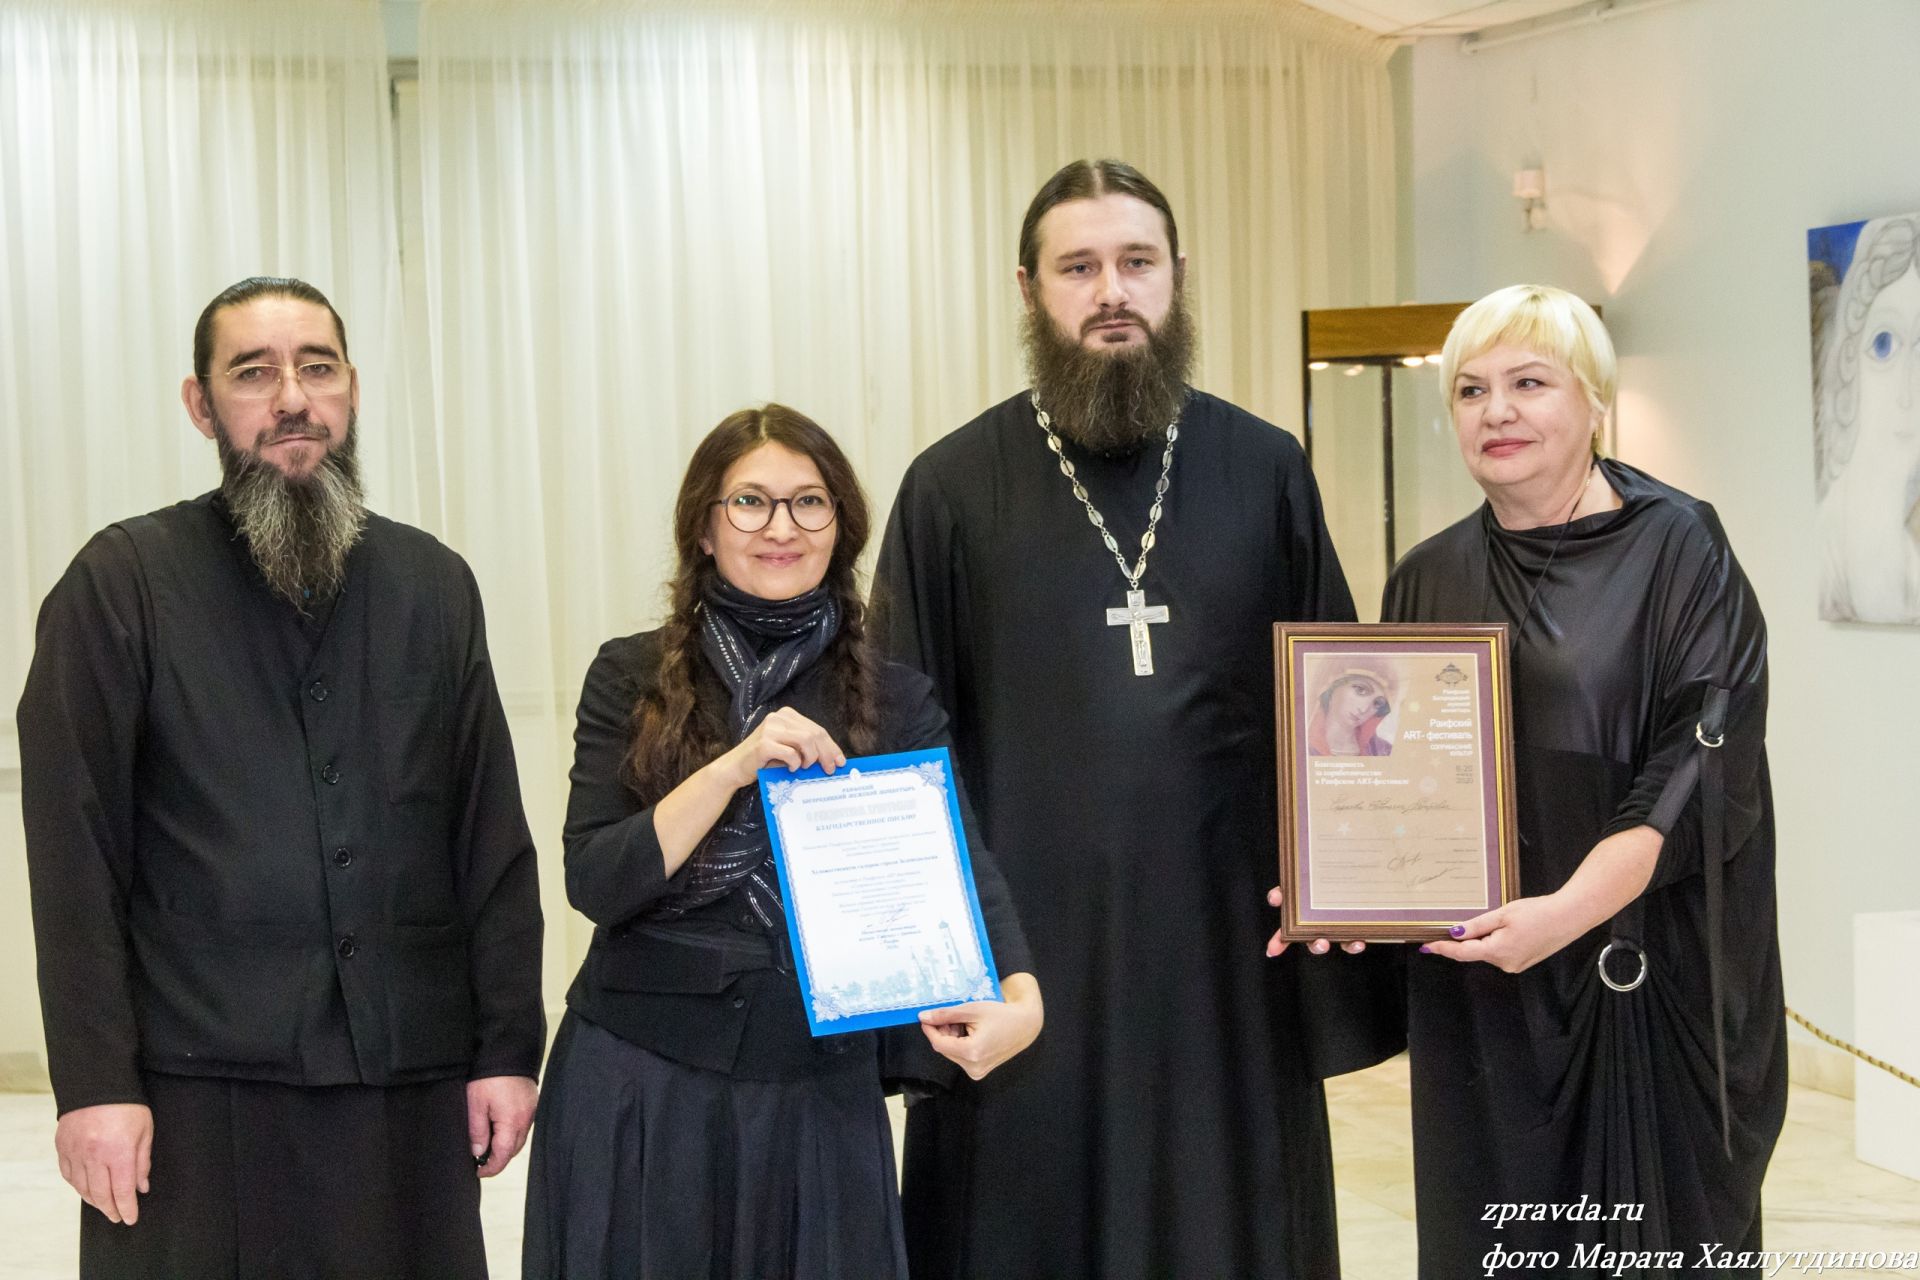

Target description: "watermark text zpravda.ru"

left=1480, top=1241, right=1920, bottom=1277
left=1482, top=1197, right=1646, bottom=1229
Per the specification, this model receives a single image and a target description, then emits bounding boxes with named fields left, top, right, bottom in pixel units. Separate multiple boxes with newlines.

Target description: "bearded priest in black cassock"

left=874, top=160, right=1405, bottom=1279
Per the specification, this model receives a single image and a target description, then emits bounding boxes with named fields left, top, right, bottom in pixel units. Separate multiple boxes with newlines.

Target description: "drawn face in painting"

left=1325, top=675, right=1388, bottom=732
left=1854, top=264, right=1920, bottom=483
left=1822, top=254, right=1920, bottom=621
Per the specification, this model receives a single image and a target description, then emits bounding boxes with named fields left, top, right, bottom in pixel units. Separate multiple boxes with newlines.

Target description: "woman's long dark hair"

left=624, top=404, right=881, bottom=803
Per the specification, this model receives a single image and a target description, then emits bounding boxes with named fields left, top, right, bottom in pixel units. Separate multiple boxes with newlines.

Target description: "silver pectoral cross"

left=1106, top=588, right=1170, bottom=677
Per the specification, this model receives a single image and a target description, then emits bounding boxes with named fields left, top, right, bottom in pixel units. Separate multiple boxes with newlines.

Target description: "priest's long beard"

left=1021, top=288, right=1196, bottom=457
left=215, top=411, right=366, bottom=610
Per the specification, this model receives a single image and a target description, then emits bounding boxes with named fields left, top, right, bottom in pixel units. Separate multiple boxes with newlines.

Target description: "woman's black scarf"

left=652, top=575, right=841, bottom=925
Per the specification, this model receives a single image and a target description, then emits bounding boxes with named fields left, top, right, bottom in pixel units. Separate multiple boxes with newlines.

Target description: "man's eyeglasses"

left=216, top=360, right=354, bottom=400
left=713, top=486, right=837, bottom=533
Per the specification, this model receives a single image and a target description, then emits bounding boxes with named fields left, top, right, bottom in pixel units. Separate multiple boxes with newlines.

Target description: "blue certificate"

left=759, top=747, right=1002, bottom=1036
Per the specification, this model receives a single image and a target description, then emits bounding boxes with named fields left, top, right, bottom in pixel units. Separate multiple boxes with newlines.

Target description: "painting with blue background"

left=1808, top=219, right=1865, bottom=279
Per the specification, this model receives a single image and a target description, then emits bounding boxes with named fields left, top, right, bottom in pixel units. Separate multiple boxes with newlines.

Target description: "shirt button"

left=320, top=764, right=341, bottom=785
left=332, top=847, right=353, bottom=869
left=337, top=933, right=357, bottom=958
left=737, top=913, right=755, bottom=929
left=731, top=996, right=747, bottom=1010
left=308, top=680, right=329, bottom=703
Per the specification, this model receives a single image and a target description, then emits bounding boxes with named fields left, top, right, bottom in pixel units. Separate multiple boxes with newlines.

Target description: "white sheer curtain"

left=0, top=0, right=404, bottom=1080
left=414, top=9, right=1397, bottom=948
left=0, top=0, right=1395, bottom=1008
left=0, top=0, right=406, bottom=730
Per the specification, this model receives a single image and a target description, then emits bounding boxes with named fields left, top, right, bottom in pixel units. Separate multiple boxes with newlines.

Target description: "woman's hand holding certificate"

left=725, top=707, right=848, bottom=781
left=918, top=972, right=1044, bottom=1080
left=651, top=707, right=848, bottom=875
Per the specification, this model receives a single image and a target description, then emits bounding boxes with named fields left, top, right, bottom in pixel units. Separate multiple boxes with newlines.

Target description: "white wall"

left=1406, top=0, right=1920, bottom=1042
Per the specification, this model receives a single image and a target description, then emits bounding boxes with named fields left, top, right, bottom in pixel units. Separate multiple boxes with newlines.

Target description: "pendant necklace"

left=1483, top=461, right=1597, bottom=647
left=1032, top=391, right=1180, bottom=676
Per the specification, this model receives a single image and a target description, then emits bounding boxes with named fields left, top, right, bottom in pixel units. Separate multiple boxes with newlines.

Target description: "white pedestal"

left=1854, top=910, right=1920, bottom=1182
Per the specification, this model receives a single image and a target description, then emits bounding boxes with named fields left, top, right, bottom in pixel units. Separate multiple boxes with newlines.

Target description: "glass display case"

left=1302, top=303, right=1479, bottom=620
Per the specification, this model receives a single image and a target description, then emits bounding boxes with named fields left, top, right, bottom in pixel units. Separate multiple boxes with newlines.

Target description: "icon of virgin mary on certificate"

left=1273, top=623, right=1520, bottom=943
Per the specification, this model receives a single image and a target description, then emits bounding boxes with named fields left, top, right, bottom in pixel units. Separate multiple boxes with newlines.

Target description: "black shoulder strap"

left=1697, top=685, right=1733, bottom=1159
left=1613, top=682, right=1734, bottom=1159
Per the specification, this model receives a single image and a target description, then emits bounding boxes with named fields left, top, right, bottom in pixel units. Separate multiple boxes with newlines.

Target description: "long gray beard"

left=1021, top=289, right=1196, bottom=457
left=216, top=413, right=366, bottom=611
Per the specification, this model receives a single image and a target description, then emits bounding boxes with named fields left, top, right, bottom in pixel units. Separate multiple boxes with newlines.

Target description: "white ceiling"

left=1293, top=0, right=1595, bottom=38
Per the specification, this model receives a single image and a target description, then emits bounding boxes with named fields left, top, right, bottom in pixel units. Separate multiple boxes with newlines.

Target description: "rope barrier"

left=1786, top=1006, right=1919, bottom=1090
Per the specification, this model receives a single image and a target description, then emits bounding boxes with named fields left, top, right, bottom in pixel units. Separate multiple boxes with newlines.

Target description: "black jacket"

left=560, top=629, right=1033, bottom=1081
left=18, top=495, right=546, bottom=1113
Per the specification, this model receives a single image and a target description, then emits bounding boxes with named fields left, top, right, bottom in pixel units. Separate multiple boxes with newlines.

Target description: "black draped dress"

left=876, top=389, right=1405, bottom=1280
left=1382, top=460, right=1788, bottom=1278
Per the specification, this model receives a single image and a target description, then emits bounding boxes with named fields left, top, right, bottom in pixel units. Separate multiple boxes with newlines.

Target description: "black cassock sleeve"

left=445, top=559, right=547, bottom=1080
left=884, top=665, right=1032, bottom=978
left=1273, top=429, right=1359, bottom=626
left=873, top=664, right=1036, bottom=1098
left=873, top=460, right=969, bottom=729
left=874, top=482, right=1037, bottom=1091
left=871, top=455, right=1027, bottom=960
left=1600, top=504, right=1769, bottom=891
left=1272, top=434, right=1407, bottom=1079
left=18, top=530, right=152, bottom=1114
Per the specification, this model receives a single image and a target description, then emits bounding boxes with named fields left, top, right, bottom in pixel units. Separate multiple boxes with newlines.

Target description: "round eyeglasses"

left=713, top=486, right=838, bottom=533
left=217, top=360, right=354, bottom=400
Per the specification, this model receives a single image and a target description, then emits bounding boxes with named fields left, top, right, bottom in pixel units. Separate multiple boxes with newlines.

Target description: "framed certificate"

left=1273, top=623, right=1520, bottom=943
left=760, top=747, right=1002, bottom=1035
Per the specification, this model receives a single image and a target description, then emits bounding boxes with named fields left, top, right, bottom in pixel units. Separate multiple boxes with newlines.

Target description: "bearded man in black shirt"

left=18, top=276, right=545, bottom=1279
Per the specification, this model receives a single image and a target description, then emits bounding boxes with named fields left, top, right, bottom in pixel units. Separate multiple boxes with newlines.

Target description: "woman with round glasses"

left=522, top=404, right=1042, bottom=1279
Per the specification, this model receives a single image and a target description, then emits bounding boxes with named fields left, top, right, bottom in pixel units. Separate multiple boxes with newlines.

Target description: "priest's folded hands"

left=1262, top=886, right=1367, bottom=957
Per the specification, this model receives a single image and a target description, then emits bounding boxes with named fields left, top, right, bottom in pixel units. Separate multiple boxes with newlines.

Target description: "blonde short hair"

left=1439, top=284, right=1617, bottom=424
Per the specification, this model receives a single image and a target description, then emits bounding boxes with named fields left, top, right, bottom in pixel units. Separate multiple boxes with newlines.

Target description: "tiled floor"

left=1323, top=1056, right=1920, bottom=1278
left=0, top=1059, right=1912, bottom=1278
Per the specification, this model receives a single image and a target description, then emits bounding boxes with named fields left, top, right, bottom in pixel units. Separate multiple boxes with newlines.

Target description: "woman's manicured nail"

left=1418, top=944, right=1433, bottom=954
left=1449, top=924, right=1466, bottom=939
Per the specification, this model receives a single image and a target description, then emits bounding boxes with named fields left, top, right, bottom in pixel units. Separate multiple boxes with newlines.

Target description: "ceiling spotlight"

left=1424, top=353, right=1443, bottom=365
left=1400, top=356, right=1424, bottom=368
left=1307, top=361, right=1330, bottom=371
left=1343, top=364, right=1365, bottom=377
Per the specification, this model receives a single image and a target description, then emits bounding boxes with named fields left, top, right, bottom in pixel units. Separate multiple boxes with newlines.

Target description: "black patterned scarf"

left=653, top=575, right=841, bottom=925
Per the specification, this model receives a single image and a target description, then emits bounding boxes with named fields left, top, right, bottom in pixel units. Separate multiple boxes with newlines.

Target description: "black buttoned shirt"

left=18, top=494, right=545, bottom=1114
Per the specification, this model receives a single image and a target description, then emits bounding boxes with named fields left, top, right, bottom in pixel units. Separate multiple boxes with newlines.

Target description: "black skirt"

left=80, top=1073, right=485, bottom=1280
left=522, top=1013, right=907, bottom=1280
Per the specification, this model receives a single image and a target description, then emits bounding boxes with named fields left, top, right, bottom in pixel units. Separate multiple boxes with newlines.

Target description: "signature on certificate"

left=1329, top=797, right=1458, bottom=814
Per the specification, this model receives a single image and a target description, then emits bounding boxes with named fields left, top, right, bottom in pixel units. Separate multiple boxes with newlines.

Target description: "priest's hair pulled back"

left=1018, top=158, right=1181, bottom=282
left=624, top=404, right=880, bottom=803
